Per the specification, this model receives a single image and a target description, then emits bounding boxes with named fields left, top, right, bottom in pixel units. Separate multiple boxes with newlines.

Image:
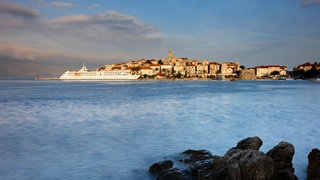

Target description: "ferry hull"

left=59, top=66, right=141, bottom=80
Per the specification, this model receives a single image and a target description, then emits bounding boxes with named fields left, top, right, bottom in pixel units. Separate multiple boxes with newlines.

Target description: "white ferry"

left=59, top=64, right=141, bottom=80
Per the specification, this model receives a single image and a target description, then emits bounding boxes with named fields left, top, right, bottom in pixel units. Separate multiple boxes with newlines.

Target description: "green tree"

left=271, top=71, right=280, bottom=76
left=158, top=60, right=164, bottom=65
left=293, top=69, right=304, bottom=78
left=175, top=72, right=182, bottom=79
left=130, top=67, right=140, bottom=75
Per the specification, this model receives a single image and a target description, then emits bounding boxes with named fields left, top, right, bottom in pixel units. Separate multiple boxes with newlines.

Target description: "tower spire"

left=168, top=49, right=172, bottom=60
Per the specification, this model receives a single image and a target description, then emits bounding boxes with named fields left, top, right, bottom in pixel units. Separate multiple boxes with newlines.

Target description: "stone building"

left=209, top=62, right=220, bottom=75
left=239, top=69, right=256, bottom=80
left=221, top=62, right=240, bottom=76
left=255, top=65, right=287, bottom=78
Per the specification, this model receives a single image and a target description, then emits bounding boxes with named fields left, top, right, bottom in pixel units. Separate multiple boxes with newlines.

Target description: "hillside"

left=0, top=59, right=67, bottom=78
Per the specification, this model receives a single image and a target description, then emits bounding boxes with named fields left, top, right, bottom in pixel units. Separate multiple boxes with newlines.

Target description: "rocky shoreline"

left=149, top=136, right=320, bottom=180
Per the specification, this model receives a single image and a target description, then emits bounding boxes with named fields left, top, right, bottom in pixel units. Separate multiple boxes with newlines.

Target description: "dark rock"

left=157, top=168, right=193, bottom=180
left=149, top=160, right=173, bottom=175
left=190, top=158, right=213, bottom=177
left=202, top=156, right=228, bottom=180
left=236, top=136, right=263, bottom=150
left=181, top=149, right=212, bottom=163
left=307, top=148, right=320, bottom=180
left=275, top=169, right=298, bottom=180
left=202, top=167, right=228, bottom=180
left=267, top=141, right=295, bottom=175
left=224, top=147, right=242, bottom=158
left=227, top=149, right=275, bottom=180
left=225, top=136, right=263, bottom=157
left=149, top=137, right=300, bottom=180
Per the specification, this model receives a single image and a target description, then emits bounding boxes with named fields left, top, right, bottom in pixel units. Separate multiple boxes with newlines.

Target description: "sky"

left=1, top=0, right=320, bottom=76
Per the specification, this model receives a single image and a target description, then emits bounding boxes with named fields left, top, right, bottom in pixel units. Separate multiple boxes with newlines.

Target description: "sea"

left=0, top=79, right=319, bottom=179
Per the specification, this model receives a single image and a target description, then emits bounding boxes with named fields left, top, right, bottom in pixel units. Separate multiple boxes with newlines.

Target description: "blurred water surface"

left=0, top=80, right=319, bottom=179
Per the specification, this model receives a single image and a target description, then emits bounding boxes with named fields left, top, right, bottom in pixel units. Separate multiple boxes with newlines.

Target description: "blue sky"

left=1, top=0, right=320, bottom=73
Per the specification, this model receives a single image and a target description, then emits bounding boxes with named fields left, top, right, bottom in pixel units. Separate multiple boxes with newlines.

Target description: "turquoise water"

left=0, top=80, right=319, bottom=179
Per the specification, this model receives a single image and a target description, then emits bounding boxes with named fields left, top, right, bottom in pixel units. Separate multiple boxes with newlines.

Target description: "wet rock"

left=149, top=160, right=173, bottom=175
left=225, top=136, right=263, bottom=157
left=149, top=137, right=299, bottom=180
left=236, top=136, right=263, bottom=150
left=202, top=167, right=228, bottom=180
left=266, top=141, right=296, bottom=179
left=157, top=168, right=193, bottom=180
left=181, top=149, right=212, bottom=163
left=227, top=149, right=275, bottom=180
left=275, top=169, right=298, bottom=180
left=202, top=156, right=228, bottom=180
left=189, top=158, right=213, bottom=177
left=307, top=148, right=320, bottom=180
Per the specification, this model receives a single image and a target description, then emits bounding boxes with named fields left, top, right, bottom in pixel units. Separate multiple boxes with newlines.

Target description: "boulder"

left=266, top=141, right=296, bottom=179
left=227, top=149, right=275, bottom=180
left=225, top=136, right=263, bottom=157
left=149, top=137, right=299, bottom=180
left=202, top=156, right=228, bottom=180
left=156, top=168, right=193, bottom=180
left=149, top=160, right=173, bottom=175
left=236, top=136, right=263, bottom=150
left=307, top=148, right=320, bottom=180
left=181, top=149, right=213, bottom=163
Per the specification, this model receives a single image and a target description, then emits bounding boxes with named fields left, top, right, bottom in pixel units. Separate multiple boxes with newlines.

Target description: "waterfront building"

left=221, top=62, right=240, bottom=77
left=293, top=62, right=320, bottom=71
left=137, top=59, right=147, bottom=66
left=239, top=69, right=256, bottom=80
left=139, top=66, right=154, bottom=76
left=196, top=64, right=208, bottom=78
left=150, top=59, right=158, bottom=65
left=160, top=64, right=173, bottom=74
left=186, top=65, right=196, bottom=77
left=255, top=65, right=287, bottom=78
left=149, top=64, right=160, bottom=74
left=209, top=62, right=220, bottom=75
left=201, top=59, right=209, bottom=66
left=126, top=61, right=139, bottom=67
left=173, top=65, right=186, bottom=76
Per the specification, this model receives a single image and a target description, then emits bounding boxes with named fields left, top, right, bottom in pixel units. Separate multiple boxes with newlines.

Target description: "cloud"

left=0, top=2, right=39, bottom=19
left=0, top=40, right=113, bottom=63
left=49, top=10, right=166, bottom=42
left=0, top=41, right=51, bottom=61
left=0, top=2, right=166, bottom=68
left=51, top=14, right=90, bottom=23
left=89, top=4, right=100, bottom=9
left=50, top=1, right=74, bottom=8
left=301, top=0, right=320, bottom=6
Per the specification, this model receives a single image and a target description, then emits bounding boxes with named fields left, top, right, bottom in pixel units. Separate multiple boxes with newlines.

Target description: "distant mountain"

left=0, top=59, right=66, bottom=78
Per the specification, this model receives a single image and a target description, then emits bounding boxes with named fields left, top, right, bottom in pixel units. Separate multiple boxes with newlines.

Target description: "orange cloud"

left=50, top=1, right=74, bottom=8
left=51, top=15, right=90, bottom=23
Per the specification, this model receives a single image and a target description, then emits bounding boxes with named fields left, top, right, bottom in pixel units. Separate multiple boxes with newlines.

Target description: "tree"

left=174, top=72, right=182, bottom=79
left=271, top=71, right=280, bottom=76
left=130, top=67, right=140, bottom=75
left=158, top=60, right=164, bottom=65
left=293, top=69, right=304, bottom=78
left=240, top=65, right=245, bottom=70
